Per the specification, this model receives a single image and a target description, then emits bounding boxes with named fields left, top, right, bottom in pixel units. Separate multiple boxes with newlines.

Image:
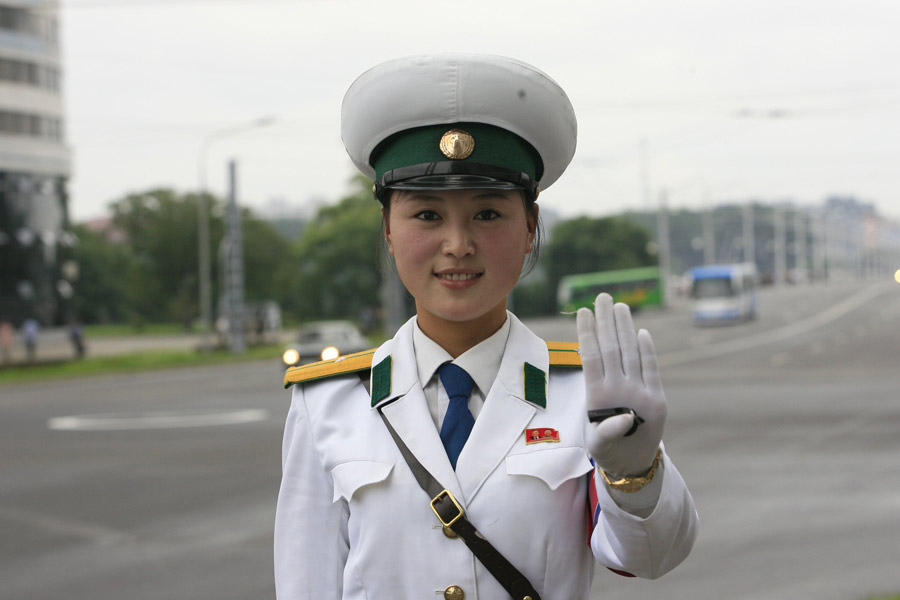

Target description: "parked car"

left=281, top=320, right=370, bottom=368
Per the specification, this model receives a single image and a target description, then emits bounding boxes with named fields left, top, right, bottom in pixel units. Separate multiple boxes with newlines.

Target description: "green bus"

left=557, top=266, right=664, bottom=312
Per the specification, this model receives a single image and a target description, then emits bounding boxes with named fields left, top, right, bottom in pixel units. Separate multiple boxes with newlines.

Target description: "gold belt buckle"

left=430, top=489, right=464, bottom=527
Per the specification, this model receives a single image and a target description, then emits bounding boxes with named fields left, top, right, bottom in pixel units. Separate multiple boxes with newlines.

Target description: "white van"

left=689, top=263, right=758, bottom=324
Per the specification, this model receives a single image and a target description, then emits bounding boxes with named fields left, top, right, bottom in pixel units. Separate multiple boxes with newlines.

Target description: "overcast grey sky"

left=60, top=0, right=900, bottom=222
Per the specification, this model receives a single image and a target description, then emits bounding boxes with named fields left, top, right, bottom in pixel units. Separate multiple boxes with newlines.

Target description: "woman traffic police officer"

left=274, top=54, right=698, bottom=600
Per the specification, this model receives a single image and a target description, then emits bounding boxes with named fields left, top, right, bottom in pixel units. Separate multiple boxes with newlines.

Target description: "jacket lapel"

left=380, top=385, right=463, bottom=501
left=455, top=313, right=550, bottom=503
left=371, top=317, right=463, bottom=502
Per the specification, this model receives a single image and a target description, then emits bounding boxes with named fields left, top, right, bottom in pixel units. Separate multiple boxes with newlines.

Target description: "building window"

left=0, top=110, right=63, bottom=141
left=0, top=58, right=61, bottom=91
left=0, top=6, right=58, bottom=45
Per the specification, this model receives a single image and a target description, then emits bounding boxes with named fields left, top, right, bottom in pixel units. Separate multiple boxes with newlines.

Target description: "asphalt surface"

left=588, top=279, right=900, bottom=600
left=2, top=278, right=899, bottom=599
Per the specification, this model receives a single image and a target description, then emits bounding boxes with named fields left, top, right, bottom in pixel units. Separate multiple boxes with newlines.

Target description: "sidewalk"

left=1, top=328, right=211, bottom=366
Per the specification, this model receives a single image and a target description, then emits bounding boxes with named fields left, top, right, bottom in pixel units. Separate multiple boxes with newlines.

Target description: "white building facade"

left=0, top=0, right=72, bottom=325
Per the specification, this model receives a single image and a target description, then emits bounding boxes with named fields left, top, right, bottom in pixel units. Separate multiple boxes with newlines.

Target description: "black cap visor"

left=375, top=161, right=538, bottom=202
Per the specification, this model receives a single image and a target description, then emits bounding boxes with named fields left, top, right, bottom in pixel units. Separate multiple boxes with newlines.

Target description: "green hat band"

left=371, top=122, right=543, bottom=183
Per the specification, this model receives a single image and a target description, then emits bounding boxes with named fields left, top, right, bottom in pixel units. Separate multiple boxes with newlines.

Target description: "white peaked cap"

left=341, top=54, right=577, bottom=192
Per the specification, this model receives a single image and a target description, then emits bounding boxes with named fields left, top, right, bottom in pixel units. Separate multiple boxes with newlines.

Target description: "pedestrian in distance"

left=0, top=320, right=13, bottom=364
left=69, top=320, right=86, bottom=359
left=275, top=54, right=698, bottom=600
left=22, top=317, right=39, bottom=363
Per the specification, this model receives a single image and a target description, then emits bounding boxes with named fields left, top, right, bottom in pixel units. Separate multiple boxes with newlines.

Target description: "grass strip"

left=83, top=323, right=192, bottom=337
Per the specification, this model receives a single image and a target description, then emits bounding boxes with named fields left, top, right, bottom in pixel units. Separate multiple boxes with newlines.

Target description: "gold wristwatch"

left=601, top=448, right=663, bottom=493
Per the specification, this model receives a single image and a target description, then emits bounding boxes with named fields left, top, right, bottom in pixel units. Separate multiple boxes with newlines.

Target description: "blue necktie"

left=438, top=363, right=475, bottom=470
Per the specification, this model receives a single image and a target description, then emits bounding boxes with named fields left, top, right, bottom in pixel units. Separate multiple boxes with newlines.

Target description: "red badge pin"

left=525, top=428, right=560, bottom=444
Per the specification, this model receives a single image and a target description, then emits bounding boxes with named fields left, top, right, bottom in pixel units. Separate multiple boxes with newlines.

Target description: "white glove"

left=577, top=293, right=667, bottom=477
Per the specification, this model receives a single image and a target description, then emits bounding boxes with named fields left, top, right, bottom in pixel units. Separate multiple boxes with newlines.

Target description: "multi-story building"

left=0, top=0, right=71, bottom=325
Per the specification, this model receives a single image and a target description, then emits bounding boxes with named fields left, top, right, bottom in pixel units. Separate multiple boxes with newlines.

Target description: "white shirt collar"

left=412, top=315, right=511, bottom=396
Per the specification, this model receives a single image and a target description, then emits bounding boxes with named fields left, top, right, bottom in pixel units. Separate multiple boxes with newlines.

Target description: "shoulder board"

left=283, top=348, right=377, bottom=388
left=546, top=341, right=582, bottom=367
left=283, top=341, right=581, bottom=388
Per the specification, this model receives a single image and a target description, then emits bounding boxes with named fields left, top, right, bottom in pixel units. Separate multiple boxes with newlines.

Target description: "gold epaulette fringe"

left=283, top=342, right=581, bottom=388
left=545, top=341, right=582, bottom=367
left=283, top=348, right=377, bottom=388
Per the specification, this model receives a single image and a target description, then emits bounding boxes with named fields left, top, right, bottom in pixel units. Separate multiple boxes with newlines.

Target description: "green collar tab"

left=371, top=122, right=543, bottom=183
left=370, top=355, right=392, bottom=406
left=370, top=355, right=551, bottom=408
left=523, top=362, right=547, bottom=408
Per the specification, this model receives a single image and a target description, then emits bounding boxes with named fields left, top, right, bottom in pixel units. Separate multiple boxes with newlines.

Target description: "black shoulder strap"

left=377, top=404, right=541, bottom=600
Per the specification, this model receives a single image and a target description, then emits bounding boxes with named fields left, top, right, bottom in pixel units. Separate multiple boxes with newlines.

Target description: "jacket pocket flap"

left=506, top=447, right=593, bottom=491
left=331, top=460, right=393, bottom=502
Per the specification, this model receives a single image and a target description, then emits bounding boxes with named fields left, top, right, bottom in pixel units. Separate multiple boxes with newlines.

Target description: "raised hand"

left=576, top=293, right=666, bottom=477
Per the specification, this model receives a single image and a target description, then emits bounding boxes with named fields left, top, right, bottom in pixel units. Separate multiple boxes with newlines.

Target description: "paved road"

left=2, top=279, right=898, bottom=599
left=590, top=279, right=900, bottom=600
left=1, top=360, right=288, bottom=599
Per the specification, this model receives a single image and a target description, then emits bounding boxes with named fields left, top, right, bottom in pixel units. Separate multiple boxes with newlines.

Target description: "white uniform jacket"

left=274, top=314, right=698, bottom=600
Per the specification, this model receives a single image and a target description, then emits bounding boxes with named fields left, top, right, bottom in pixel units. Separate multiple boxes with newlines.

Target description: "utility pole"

left=225, top=160, right=246, bottom=354
left=197, top=182, right=212, bottom=351
left=773, top=204, right=786, bottom=285
left=812, top=209, right=827, bottom=282
left=656, top=190, right=671, bottom=306
left=379, top=253, right=407, bottom=336
left=742, top=203, right=756, bottom=267
left=639, top=138, right=652, bottom=211
left=793, top=208, right=808, bottom=283
left=702, top=188, right=715, bottom=265
left=196, top=116, right=274, bottom=352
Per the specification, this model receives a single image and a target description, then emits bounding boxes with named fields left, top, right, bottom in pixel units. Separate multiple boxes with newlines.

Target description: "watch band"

left=601, top=448, right=663, bottom=493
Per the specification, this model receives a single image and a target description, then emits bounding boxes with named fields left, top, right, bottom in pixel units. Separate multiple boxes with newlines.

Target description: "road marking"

left=47, top=409, right=269, bottom=431
left=0, top=504, right=129, bottom=544
left=659, top=281, right=895, bottom=367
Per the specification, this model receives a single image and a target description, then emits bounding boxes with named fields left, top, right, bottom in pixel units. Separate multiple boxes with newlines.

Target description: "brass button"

left=524, top=596, right=533, bottom=600
left=444, top=585, right=465, bottom=600
left=441, top=525, right=458, bottom=539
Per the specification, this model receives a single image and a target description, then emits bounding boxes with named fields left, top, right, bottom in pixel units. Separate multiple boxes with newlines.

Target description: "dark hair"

left=379, top=188, right=543, bottom=277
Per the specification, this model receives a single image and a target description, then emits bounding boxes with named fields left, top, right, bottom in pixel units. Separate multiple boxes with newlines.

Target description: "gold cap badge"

left=439, top=129, right=475, bottom=160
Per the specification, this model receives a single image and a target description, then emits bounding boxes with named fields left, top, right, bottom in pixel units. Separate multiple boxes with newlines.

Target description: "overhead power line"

left=581, top=80, right=900, bottom=112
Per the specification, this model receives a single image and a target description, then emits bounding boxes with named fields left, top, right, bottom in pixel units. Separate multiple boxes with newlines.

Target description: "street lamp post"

left=197, top=117, right=274, bottom=351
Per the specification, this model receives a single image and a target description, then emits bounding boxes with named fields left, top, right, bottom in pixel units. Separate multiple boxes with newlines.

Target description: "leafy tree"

left=107, top=188, right=311, bottom=327
left=288, top=176, right=383, bottom=322
left=110, top=189, right=220, bottom=328
left=546, top=215, right=654, bottom=283
left=68, top=224, right=136, bottom=324
left=241, top=210, right=296, bottom=308
left=514, top=215, right=655, bottom=316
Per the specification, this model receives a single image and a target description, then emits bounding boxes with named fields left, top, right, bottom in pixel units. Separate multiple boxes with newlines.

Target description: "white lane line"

left=659, top=282, right=895, bottom=367
left=0, top=504, right=129, bottom=544
left=47, top=409, right=269, bottom=431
